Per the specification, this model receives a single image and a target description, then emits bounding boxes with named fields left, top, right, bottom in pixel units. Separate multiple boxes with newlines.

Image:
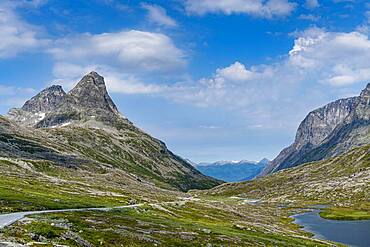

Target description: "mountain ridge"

left=3, top=71, right=221, bottom=191
left=195, top=159, right=268, bottom=182
left=261, top=83, right=370, bottom=176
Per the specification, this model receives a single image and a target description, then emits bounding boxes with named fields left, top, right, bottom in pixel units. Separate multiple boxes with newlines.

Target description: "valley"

left=0, top=72, right=368, bottom=246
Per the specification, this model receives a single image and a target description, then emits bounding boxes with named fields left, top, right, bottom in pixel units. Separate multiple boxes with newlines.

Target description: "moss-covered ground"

left=2, top=201, right=336, bottom=247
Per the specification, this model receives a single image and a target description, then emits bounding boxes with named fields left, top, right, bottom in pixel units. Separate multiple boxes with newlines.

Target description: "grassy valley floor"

left=0, top=145, right=369, bottom=246
left=1, top=198, right=337, bottom=247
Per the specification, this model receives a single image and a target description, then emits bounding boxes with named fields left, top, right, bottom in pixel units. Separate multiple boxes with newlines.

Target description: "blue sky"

left=1, top=0, right=370, bottom=163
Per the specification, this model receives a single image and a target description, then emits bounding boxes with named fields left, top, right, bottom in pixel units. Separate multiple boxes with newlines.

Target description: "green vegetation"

left=205, top=144, right=370, bottom=208
left=0, top=115, right=368, bottom=246
left=320, top=207, right=370, bottom=220
left=0, top=158, right=181, bottom=213
left=3, top=202, right=334, bottom=246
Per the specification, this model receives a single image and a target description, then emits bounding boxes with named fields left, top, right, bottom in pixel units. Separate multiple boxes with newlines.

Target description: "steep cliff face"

left=261, top=83, right=370, bottom=175
left=7, top=85, right=67, bottom=127
left=4, top=71, right=221, bottom=191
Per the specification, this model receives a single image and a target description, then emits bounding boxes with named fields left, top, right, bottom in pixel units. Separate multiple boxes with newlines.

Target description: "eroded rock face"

left=36, top=72, right=126, bottom=128
left=68, top=71, right=119, bottom=115
left=261, top=83, right=370, bottom=175
left=7, top=85, right=66, bottom=127
left=7, top=72, right=125, bottom=128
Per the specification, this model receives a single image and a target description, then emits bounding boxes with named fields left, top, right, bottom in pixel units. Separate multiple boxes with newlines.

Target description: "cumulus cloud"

left=0, top=2, right=49, bottom=58
left=52, top=63, right=165, bottom=94
left=184, top=0, right=296, bottom=18
left=49, top=30, right=186, bottom=72
left=289, top=28, right=370, bottom=86
left=159, top=28, right=370, bottom=129
left=47, top=29, right=186, bottom=94
left=142, top=3, right=177, bottom=27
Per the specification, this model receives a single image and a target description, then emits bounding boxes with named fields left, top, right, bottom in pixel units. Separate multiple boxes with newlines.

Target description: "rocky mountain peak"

left=7, top=71, right=126, bottom=128
left=360, top=83, right=370, bottom=97
left=21, top=85, right=66, bottom=113
left=260, top=82, right=370, bottom=176
left=68, top=71, right=119, bottom=115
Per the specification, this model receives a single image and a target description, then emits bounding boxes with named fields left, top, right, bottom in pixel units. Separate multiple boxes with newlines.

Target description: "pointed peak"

left=70, top=71, right=107, bottom=95
left=20, top=84, right=66, bottom=113
left=87, top=71, right=102, bottom=77
left=360, top=83, right=370, bottom=97
left=82, top=71, right=105, bottom=85
left=68, top=72, right=119, bottom=115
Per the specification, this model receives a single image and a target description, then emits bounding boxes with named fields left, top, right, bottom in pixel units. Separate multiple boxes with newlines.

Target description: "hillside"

left=207, top=144, right=370, bottom=213
left=261, top=83, right=370, bottom=175
left=1, top=72, right=221, bottom=192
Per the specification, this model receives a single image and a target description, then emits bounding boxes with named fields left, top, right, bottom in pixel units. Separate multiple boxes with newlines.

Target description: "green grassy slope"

left=205, top=144, right=370, bottom=219
left=0, top=116, right=221, bottom=192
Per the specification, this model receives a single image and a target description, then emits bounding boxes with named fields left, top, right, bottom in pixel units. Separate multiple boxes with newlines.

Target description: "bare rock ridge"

left=7, top=85, right=67, bottom=126
left=22, top=85, right=66, bottom=113
left=68, top=71, right=120, bottom=116
left=261, top=83, right=370, bottom=175
left=8, top=71, right=126, bottom=128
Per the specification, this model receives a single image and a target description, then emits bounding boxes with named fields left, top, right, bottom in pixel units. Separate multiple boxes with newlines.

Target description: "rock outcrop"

left=261, top=83, right=370, bottom=175
left=8, top=72, right=127, bottom=128
left=7, top=85, right=66, bottom=127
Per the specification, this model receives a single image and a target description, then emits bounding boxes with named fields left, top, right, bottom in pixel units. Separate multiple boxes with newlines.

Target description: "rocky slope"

left=3, top=71, right=220, bottom=191
left=261, top=83, right=370, bottom=175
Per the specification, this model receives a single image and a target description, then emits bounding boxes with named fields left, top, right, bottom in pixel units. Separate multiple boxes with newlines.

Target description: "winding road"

left=0, top=204, right=144, bottom=230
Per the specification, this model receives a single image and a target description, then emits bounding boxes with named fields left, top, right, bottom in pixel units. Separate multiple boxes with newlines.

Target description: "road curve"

left=0, top=204, right=143, bottom=230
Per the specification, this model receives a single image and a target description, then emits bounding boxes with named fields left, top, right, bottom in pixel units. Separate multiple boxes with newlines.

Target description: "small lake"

left=292, top=210, right=370, bottom=247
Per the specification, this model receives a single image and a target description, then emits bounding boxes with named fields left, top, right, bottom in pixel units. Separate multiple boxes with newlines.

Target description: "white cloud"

left=0, top=85, right=36, bottom=110
left=197, top=62, right=257, bottom=90
left=0, top=85, right=35, bottom=96
left=157, top=28, right=370, bottom=129
left=49, top=30, right=186, bottom=72
left=216, top=62, right=255, bottom=82
left=142, top=3, right=177, bottom=27
left=0, top=2, right=49, bottom=58
left=305, top=0, right=319, bottom=9
left=52, top=63, right=165, bottom=94
left=184, top=0, right=296, bottom=18
left=289, top=28, right=370, bottom=86
left=48, top=29, right=186, bottom=95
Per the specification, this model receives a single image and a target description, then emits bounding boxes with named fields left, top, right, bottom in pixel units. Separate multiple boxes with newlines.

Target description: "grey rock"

left=261, top=83, right=370, bottom=175
left=62, top=231, right=92, bottom=247
left=7, top=85, right=66, bottom=127
left=7, top=72, right=127, bottom=128
left=36, top=71, right=127, bottom=128
left=22, top=85, right=66, bottom=113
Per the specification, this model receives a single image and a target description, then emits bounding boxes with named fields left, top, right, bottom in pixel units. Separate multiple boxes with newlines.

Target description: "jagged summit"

left=8, top=71, right=125, bottom=128
left=21, top=85, right=66, bottom=113
left=68, top=71, right=119, bottom=115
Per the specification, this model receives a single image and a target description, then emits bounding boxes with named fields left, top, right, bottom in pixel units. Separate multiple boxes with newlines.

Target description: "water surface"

left=293, top=210, right=370, bottom=247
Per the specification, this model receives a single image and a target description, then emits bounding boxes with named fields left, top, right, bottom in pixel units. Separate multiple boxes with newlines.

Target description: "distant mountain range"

left=195, top=159, right=269, bottom=182
left=261, top=83, right=370, bottom=176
